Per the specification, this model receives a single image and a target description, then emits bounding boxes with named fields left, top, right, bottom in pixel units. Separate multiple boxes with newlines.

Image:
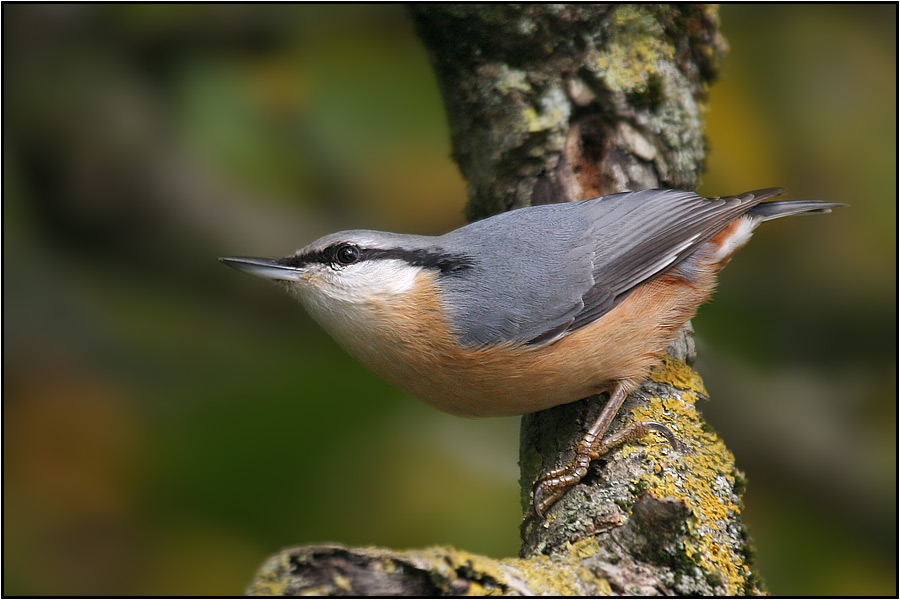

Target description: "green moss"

left=668, top=539, right=701, bottom=579
left=737, top=522, right=766, bottom=595
left=626, top=72, right=666, bottom=109
left=614, top=496, right=633, bottom=512
left=629, top=479, right=650, bottom=496
left=732, top=468, right=748, bottom=497
left=705, top=570, right=724, bottom=588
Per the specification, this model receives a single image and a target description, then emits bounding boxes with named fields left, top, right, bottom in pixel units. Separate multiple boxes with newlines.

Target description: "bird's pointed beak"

left=219, top=256, right=305, bottom=282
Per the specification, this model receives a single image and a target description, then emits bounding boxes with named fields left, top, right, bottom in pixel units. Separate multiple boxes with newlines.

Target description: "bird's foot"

left=531, top=420, right=682, bottom=519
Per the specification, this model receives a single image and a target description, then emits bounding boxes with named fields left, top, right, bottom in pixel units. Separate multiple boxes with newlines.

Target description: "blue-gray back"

left=434, top=188, right=785, bottom=347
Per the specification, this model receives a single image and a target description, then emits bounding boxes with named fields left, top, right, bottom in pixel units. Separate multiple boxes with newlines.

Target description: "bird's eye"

left=334, top=244, right=360, bottom=266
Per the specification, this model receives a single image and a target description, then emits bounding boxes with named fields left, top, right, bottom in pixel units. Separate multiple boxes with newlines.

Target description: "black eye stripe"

left=279, top=245, right=474, bottom=277
left=366, top=247, right=474, bottom=276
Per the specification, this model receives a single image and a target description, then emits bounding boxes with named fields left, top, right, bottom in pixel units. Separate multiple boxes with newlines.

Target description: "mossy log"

left=247, top=4, right=765, bottom=596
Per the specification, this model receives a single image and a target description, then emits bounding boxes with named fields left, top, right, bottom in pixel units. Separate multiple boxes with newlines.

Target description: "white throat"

left=287, top=259, right=422, bottom=356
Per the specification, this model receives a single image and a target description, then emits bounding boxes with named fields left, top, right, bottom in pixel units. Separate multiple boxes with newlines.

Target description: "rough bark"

left=247, top=4, right=765, bottom=596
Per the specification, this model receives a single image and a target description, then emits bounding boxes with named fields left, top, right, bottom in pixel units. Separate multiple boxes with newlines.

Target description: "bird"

left=220, top=187, right=839, bottom=517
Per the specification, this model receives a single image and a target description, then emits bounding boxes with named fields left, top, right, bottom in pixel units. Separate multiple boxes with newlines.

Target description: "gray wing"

left=437, top=188, right=783, bottom=347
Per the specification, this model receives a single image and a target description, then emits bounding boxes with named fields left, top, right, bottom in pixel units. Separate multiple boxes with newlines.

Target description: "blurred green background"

left=3, top=4, right=895, bottom=596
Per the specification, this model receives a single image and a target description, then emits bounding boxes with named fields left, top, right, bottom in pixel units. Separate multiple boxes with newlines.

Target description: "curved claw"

left=638, top=420, right=686, bottom=452
left=532, top=486, right=546, bottom=520
left=532, top=477, right=563, bottom=519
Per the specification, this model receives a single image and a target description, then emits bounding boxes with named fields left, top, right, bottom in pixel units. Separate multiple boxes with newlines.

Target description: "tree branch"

left=247, top=5, right=765, bottom=596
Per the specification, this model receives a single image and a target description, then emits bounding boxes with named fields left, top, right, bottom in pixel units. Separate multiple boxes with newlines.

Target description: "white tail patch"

left=713, top=217, right=756, bottom=261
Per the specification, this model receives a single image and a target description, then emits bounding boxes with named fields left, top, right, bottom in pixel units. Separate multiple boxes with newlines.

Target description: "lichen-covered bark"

left=517, top=332, right=763, bottom=595
left=247, top=543, right=607, bottom=596
left=408, top=3, right=725, bottom=221
left=247, top=5, right=765, bottom=596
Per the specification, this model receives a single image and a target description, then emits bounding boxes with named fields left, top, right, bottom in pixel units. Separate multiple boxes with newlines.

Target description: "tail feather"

left=742, top=187, right=786, bottom=203
left=748, top=200, right=844, bottom=222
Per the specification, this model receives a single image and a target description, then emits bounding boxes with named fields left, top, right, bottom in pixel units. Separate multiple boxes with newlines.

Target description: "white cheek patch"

left=287, top=259, right=419, bottom=302
left=714, top=217, right=756, bottom=261
left=286, top=259, right=422, bottom=361
left=321, top=259, right=420, bottom=302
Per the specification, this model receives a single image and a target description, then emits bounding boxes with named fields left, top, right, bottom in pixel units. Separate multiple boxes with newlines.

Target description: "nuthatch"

left=220, top=188, right=838, bottom=516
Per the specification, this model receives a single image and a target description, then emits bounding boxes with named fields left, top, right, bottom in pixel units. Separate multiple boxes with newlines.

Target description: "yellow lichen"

left=246, top=553, right=291, bottom=596
left=591, top=5, right=674, bottom=94
left=464, top=582, right=487, bottom=596
left=506, top=554, right=583, bottom=595
left=621, top=363, right=749, bottom=594
left=424, top=546, right=511, bottom=588
left=520, top=106, right=565, bottom=133
left=495, top=65, right=531, bottom=95
left=595, top=576, right=613, bottom=596
left=569, top=536, right=601, bottom=560
left=380, top=559, right=397, bottom=573
left=250, top=543, right=617, bottom=596
left=248, top=579, right=287, bottom=597
left=332, top=574, right=352, bottom=592
left=649, top=355, right=709, bottom=397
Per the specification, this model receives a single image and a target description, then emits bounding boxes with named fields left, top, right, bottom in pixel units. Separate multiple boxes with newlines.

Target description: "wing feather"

left=436, top=188, right=784, bottom=347
left=564, top=188, right=782, bottom=335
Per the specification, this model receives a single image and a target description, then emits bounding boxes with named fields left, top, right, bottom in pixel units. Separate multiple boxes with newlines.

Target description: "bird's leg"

left=531, top=381, right=681, bottom=518
left=531, top=382, right=629, bottom=517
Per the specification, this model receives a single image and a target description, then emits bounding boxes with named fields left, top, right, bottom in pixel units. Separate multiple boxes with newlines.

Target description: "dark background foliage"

left=3, top=4, right=896, bottom=595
